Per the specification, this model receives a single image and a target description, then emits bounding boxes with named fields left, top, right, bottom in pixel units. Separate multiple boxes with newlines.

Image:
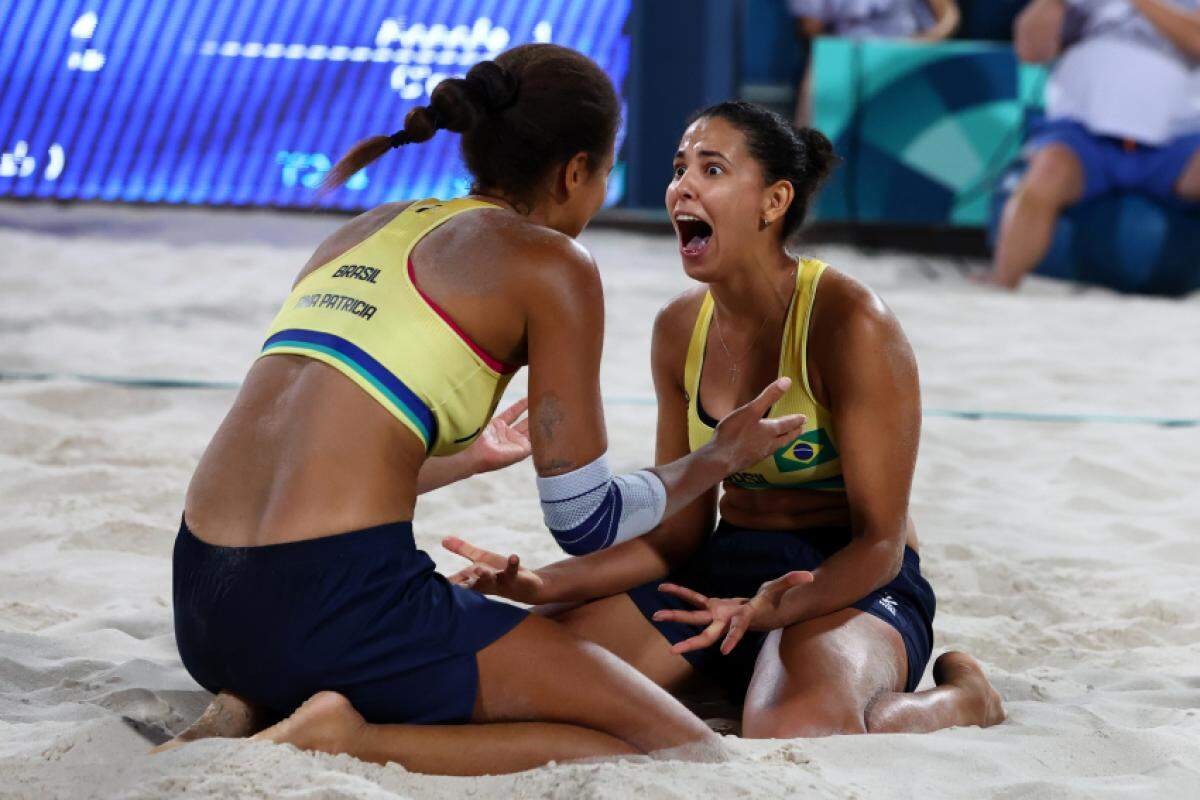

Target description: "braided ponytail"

left=322, top=59, right=520, bottom=193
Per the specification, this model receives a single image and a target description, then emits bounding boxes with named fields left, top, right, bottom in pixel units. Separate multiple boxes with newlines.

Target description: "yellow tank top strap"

left=797, top=257, right=828, bottom=410
left=370, top=197, right=499, bottom=260
left=683, top=291, right=714, bottom=404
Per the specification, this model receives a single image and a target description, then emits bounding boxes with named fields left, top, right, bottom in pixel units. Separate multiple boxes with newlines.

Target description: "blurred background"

left=0, top=0, right=1196, bottom=293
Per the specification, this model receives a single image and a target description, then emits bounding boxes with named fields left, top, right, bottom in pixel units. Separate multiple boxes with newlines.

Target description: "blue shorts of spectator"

left=1027, top=119, right=1200, bottom=202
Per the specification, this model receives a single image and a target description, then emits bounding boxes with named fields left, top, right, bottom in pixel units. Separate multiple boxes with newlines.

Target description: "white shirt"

left=1048, top=0, right=1200, bottom=143
left=788, top=0, right=935, bottom=38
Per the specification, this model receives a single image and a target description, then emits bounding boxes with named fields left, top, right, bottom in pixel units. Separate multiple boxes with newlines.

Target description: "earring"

left=759, top=216, right=770, bottom=230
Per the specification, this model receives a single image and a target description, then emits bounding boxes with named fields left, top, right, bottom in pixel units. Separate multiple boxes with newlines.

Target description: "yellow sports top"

left=686, top=257, right=844, bottom=491
left=259, top=198, right=517, bottom=456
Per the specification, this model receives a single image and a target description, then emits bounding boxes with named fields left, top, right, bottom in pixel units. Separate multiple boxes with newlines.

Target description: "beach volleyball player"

left=447, top=103, right=1006, bottom=738
left=166, top=46, right=809, bottom=774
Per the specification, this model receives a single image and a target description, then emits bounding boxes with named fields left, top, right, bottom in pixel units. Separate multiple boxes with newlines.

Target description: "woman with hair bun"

left=449, top=102, right=1007, bottom=739
left=165, top=47, right=806, bottom=773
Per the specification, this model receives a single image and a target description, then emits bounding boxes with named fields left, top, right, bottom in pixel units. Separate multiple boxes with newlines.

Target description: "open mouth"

left=675, top=213, right=713, bottom=257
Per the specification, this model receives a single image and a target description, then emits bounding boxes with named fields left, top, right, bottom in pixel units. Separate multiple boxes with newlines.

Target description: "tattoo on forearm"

left=537, top=392, right=565, bottom=443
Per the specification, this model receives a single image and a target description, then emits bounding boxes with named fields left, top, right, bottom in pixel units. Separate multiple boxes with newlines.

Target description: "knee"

left=1005, top=147, right=1081, bottom=217
left=742, top=701, right=867, bottom=740
left=1174, top=153, right=1200, bottom=201
left=1010, top=170, right=1073, bottom=216
left=630, top=700, right=722, bottom=754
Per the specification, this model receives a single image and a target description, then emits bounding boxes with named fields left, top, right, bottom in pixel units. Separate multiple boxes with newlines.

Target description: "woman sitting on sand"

left=446, top=102, right=1006, bottom=738
left=166, top=47, right=807, bottom=774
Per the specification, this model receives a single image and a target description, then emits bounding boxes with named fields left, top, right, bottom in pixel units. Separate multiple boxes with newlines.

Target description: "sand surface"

left=1, top=203, right=1198, bottom=798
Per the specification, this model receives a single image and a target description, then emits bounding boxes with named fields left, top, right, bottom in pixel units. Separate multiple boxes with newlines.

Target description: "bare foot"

left=252, top=691, right=368, bottom=757
left=151, top=691, right=270, bottom=754
left=932, top=651, right=1006, bottom=728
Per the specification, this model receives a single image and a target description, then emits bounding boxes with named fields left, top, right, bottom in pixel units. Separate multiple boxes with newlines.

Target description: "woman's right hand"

left=709, top=377, right=807, bottom=472
left=442, top=536, right=548, bottom=605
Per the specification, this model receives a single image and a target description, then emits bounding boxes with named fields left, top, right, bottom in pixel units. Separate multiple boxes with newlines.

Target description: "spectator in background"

left=988, top=0, right=1200, bottom=288
left=791, top=0, right=960, bottom=40
left=790, top=0, right=961, bottom=123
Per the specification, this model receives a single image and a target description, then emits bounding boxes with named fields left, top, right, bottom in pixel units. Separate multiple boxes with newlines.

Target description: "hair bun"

left=464, top=60, right=519, bottom=113
left=796, top=127, right=836, bottom=187
left=425, top=60, right=518, bottom=135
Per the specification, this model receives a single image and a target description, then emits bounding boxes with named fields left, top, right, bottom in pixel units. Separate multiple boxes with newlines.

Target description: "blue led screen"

left=0, top=1, right=631, bottom=210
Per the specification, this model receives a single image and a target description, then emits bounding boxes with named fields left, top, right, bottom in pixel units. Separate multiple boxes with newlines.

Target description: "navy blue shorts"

left=1027, top=119, right=1200, bottom=202
left=627, top=522, right=935, bottom=695
left=173, top=517, right=527, bottom=724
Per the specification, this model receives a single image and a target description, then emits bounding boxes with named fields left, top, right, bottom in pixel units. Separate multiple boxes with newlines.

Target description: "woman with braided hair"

left=163, top=44, right=804, bottom=774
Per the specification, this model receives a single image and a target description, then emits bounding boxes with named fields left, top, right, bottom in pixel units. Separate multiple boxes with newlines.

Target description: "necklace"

left=712, top=305, right=771, bottom=384
left=711, top=264, right=797, bottom=384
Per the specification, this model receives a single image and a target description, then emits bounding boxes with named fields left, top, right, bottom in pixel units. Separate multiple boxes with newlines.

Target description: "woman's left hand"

left=652, top=570, right=813, bottom=655
left=467, top=397, right=532, bottom=473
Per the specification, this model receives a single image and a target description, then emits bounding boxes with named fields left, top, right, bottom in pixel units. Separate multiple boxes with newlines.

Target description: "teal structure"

left=812, top=37, right=1044, bottom=227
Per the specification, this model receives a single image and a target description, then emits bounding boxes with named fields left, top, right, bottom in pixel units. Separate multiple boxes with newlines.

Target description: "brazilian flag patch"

left=773, top=428, right=839, bottom=473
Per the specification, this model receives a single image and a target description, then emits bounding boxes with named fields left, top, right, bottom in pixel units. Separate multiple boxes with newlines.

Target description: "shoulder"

left=296, top=202, right=414, bottom=283
left=808, top=265, right=916, bottom=401
left=434, top=204, right=602, bottom=308
left=651, top=285, right=708, bottom=381
left=511, top=222, right=601, bottom=300
left=458, top=207, right=596, bottom=277
left=461, top=216, right=605, bottom=326
left=653, top=285, right=707, bottom=347
left=341, top=201, right=413, bottom=239
left=811, top=265, right=906, bottom=352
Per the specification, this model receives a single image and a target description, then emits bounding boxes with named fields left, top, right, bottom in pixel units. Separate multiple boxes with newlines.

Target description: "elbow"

left=548, top=510, right=619, bottom=556
left=876, top=538, right=906, bottom=585
left=880, top=554, right=903, bottom=586
left=797, top=18, right=823, bottom=39
left=1016, top=44, right=1054, bottom=65
left=1014, top=34, right=1057, bottom=64
left=1014, top=8, right=1062, bottom=64
left=941, top=6, right=961, bottom=39
left=889, top=546, right=906, bottom=583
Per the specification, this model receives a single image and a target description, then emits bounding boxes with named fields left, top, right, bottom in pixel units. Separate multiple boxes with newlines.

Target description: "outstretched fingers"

left=746, top=377, right=793, bottom=417
left=448, top=567, right=474, bottom=585
left=451, top=563, right=490, bottom=587
left=652, top=608, right=714, bottom=626
left=657, top=583, right=709, bottom=608
left=720, top=607, right=755, bottom=655
left=762, top=570, right=813, bottom=603
left=442, top=536, right=509, bottom=570
left=766, top=413, right=807, bottom=444
left=495, top=397, right=529, bottom=425
left=671, top=619, right=728, bottom=655
left=498, top=553, right=521, bottom=585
